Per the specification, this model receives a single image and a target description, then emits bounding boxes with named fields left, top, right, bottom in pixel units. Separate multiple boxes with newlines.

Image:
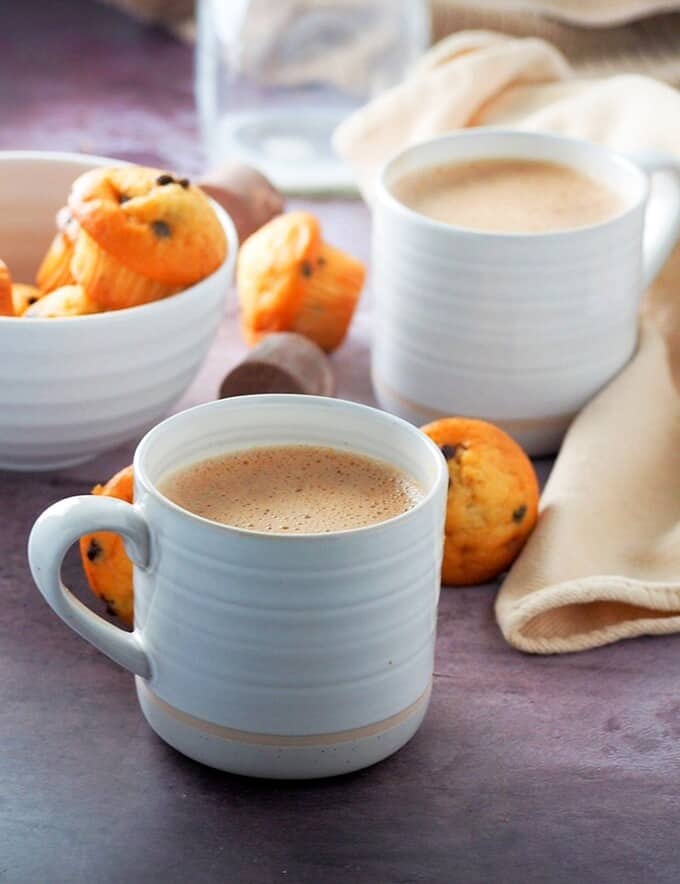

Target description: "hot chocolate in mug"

left=372, top=130, right=680, bottom=455
left=28, top=395, right=448, bottom=779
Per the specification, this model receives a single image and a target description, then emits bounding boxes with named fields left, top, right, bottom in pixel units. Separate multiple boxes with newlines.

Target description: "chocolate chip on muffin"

left=151, top=220, right=171, bottom=238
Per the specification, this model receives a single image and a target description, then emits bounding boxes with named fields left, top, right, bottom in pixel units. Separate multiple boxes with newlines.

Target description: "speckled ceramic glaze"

left=372, top=130, right=680, bottom=455
left=0, top=152, right=238, bottom=471
left=28, top=395, right=448, bottom=779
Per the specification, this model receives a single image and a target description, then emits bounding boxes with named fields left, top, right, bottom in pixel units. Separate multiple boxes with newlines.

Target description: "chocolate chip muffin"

left=23, top=284, right=100, bottom=318
left=36, top=206, right=79, bottom=293
left=421, top=417, right=539, bottom=586
left=79, top=464, right=135, bottom=624
left=237, top=211, right=365, bottom=352
left=0, top=259, right=12, bottom=316
left=12, top=283, right=44, bottom=316
left=68, top=166, right=227, bottom=309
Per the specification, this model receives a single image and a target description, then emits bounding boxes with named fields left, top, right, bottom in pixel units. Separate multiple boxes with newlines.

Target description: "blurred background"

left=1, top=0, right=679, bottom=192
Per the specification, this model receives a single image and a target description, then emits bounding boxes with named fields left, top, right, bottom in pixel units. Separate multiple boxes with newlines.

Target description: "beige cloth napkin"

left=431, top=3, right=680, bottom=85
left=433, top=0, right=680, bottom=27
left=335, top=32, right=680, bottom=653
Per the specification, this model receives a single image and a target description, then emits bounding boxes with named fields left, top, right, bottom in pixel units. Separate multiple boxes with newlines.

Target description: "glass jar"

left=196, top=0, right=430, bottom=194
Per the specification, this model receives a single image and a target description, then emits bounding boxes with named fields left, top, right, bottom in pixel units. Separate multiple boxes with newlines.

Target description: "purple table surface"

left=2, top=3, right=680, bottom=883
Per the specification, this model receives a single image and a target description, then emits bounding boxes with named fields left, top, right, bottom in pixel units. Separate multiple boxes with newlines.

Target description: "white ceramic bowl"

left=0, top=151, right=238, bottom=471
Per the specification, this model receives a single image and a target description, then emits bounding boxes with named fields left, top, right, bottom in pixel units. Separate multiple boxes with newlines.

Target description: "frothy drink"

left=159, top=445, right=423, bottom=533
left=391, top=158, right=626, bottom=234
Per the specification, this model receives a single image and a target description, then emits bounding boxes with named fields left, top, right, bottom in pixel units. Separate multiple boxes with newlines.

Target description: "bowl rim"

left=0, top=150, right=239, bottom=326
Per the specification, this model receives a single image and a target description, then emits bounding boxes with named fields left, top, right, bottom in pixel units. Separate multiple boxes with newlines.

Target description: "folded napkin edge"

left=496, top=576, right=680, bottom=654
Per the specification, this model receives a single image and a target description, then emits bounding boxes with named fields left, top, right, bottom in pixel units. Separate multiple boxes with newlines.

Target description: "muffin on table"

left=79, top=465, right=135, bottom=624
left=237, top=211, right=365, bottom=353
left=421, top=417, right=539, bottom=586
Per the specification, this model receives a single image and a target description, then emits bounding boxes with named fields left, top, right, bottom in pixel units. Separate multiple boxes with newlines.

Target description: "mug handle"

left=627, top=151, right=680, bottom=289
left=28, top=495, right=152, bottom=678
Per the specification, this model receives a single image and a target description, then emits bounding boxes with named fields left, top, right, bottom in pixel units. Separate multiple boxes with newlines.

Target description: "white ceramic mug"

left=372, top=130, right=680, bottom=455
left=28, top=395, right=448, bottom=779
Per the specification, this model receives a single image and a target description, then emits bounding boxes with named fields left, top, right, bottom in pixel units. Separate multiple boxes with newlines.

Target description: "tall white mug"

left=372, top=130, right=680, bottom=455
left=28, top=395, right=448, bottom=779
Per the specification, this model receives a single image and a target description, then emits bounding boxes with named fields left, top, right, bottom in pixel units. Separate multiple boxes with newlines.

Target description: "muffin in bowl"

left=0, top=152, right=238, bottom=471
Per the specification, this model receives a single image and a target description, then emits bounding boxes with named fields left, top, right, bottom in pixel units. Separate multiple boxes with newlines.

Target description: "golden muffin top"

left=68, top=166, right=228, bottom=286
